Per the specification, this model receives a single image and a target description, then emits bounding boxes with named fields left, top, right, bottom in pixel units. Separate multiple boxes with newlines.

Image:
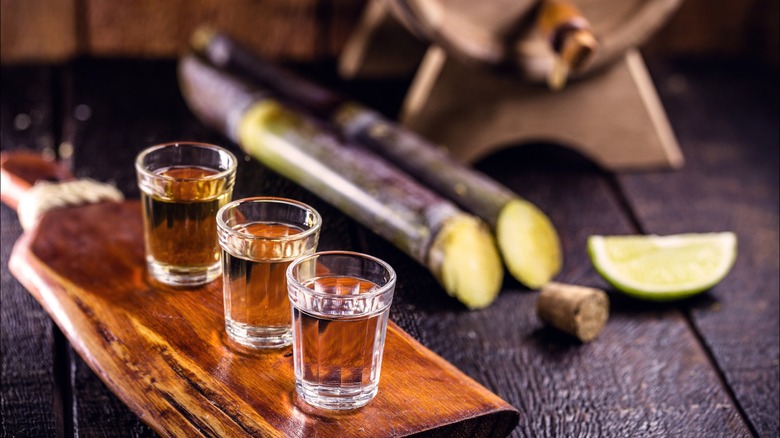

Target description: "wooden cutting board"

left=1, top=152, right=519, bottom=437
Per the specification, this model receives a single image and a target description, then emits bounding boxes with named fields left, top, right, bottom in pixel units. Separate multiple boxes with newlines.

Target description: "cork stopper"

left=536, top=282, right=609, bottom=342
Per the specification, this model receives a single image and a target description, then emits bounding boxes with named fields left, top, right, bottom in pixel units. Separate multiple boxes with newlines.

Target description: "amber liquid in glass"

left=293, top=276, right=389, bottom=406
left=222, top=222, right=304, bottom=348
left=140, top=166, right=230, bottom=283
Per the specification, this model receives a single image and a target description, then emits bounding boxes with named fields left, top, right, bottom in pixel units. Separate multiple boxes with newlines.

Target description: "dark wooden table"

left=1, top=55, right=777, bottom=437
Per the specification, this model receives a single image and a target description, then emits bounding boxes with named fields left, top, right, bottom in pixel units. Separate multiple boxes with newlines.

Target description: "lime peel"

left=588, top=232, right=737, bottom=301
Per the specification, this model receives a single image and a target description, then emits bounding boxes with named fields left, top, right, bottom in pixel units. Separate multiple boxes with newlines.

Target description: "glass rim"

left=286, top=250, right=397, bottom=300
left=135, top=141, right=238, bottom=182
left=217, top=196, right=323, bottom=242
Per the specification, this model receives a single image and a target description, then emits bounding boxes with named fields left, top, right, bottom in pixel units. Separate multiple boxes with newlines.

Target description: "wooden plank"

left=617, top=58, right=779, bottom=436
left=0, top=67, right=60, bottom=436
left=0, top=208, right=61, bottom=437
left=83, top=0, right=325, bottom=61
left=68, top=346, right=156, bottom=437
left=642, top=0, right=760, bottom=57
left=0, top=0, right=78, bottom=63
left=0, top=0, right=357, bottom=62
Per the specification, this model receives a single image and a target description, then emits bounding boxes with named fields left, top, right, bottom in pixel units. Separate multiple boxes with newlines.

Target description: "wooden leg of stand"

left=400, top=48, right=684, bottom=171
left=338, top=0, right=427, bottom=79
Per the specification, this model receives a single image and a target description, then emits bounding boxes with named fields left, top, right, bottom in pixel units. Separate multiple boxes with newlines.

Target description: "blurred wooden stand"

left=339, top=0, right=684, bottom=171
left=399, top=47, right=684, bottom=169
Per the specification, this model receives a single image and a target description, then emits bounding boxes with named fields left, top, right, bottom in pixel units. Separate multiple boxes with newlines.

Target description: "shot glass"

left=217, top=197, right=322, bottom=349
left=287, top=251, right=396, bottom=410
left=136, top=142, right=237, bottom=287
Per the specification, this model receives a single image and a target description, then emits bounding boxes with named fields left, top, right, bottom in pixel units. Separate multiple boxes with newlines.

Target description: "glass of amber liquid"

left=287, top=251, right=396, bottom=410
left=217, top=197, right=321, bottom=349
left=135, top=142, right=237, bottom=287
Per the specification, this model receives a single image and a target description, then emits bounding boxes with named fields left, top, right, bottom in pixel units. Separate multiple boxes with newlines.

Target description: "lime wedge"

left=588, top=233, right=737, bottom=301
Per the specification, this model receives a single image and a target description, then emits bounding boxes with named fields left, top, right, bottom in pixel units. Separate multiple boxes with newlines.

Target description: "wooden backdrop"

left=1, top=0, right=778, bottom=69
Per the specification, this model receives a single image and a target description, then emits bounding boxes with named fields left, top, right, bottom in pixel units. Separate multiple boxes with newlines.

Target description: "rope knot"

left=18, top=179, right=125, bottom=230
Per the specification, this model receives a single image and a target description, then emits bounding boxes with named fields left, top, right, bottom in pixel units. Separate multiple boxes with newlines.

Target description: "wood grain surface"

left=0, top=66, right=62, bottom=437
left=7, top=199, right=516, bottom=436
left=616, top=60, right=780, bottom=437
left=1, top=57, right=777, bottom=437
left=0, top=0, right=365, bottom=63
left=2, top=0, right=777, bottom=71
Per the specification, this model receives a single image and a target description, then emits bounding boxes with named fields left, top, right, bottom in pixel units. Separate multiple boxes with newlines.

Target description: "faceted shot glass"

left=217, top=197, right=322, bottom=349
left=136, top=142, right=237, bottom=287
left=287, top=251, right=396, bottom=410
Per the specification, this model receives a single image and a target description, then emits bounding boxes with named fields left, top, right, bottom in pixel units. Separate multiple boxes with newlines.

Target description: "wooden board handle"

left=0, top=151, right=73, bottom=211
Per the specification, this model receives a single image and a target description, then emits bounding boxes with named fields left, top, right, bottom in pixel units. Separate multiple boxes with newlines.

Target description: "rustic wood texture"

left=0, top=0, right=78, bottom=63
left=1, top=57, right=778, bottom=437
left=84, top=0, right=323, bottom=60
left=642, top=0, right=779, bottom=68
left=2, top=0, right=778, bottom=71
left=618, top=58, right=780, bottom=437
left=0, top=67, right=61, bottom=437
left=1, top=204, right=63, bottom=438
left=0, top=0, right=364, bottom=64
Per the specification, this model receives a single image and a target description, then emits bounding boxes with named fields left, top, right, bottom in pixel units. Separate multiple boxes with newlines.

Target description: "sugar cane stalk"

left=192, top=30, right=561, bottom=289
left=178, top=55, right=503, bottom=309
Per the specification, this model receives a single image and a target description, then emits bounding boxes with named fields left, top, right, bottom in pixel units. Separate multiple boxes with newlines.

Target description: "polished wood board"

left=9, top=200, right=518, bottom=437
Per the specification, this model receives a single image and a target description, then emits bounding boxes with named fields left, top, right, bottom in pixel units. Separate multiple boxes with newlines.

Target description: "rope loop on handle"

left=17, top=179, right=125, bottom=230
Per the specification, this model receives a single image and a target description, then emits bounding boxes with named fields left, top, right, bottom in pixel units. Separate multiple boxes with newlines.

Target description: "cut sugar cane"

left=192, top=29, right=562, bottom=289
left=337, top=106, right=561, bottom=289
left=178, top=55, right=503, bottom=309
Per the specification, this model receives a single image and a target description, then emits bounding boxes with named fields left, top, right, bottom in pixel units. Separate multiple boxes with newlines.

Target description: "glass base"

left=296, top=381, right=378, bottom=410
left=147, top=259, right=221, bottom=287
left=225, top=320, right=292, bottom=349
